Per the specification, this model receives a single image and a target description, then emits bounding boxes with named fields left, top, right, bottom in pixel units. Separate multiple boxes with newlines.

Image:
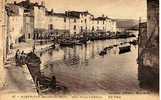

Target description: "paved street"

left=1, top=57, right=37, bottom=93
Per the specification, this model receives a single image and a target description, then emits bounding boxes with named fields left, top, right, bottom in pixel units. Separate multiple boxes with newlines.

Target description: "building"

left=45, top=10, right=94, bottom=36
left=110, top=19, right=117, bottom=33
left=45, top=11, right=70, bottom=36
left=5, top=0, right=117, bottom=44
left=5, top=0, right=35, bottom=44
left=91, top=15, right=117, bottom=36
left=34, top=2, right=46, bottom=30
left=5, top=4, right=24, bottom=44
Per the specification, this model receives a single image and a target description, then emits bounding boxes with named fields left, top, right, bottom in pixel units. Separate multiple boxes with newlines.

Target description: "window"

left=85, top=19, right=87, bottom=23
left=64, top=17, right=66, bottom=22
left=81, top=20, right=83, bottom=23
left=49, top=24, right=53, bottom=30
left=92, top=26, right=94, bottom=31
left=80, top=26, right=83, bottom=32
left=74, top=25, right=76, bottom=30
left=103, top=21, right=104, bottom=24
left=74, top=19, right=76, bottom=23
left=28, top=33, right=30, bottom=39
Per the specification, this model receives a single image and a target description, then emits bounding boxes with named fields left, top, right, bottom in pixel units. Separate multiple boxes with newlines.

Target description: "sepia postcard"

left=0, top=0, right=159, bottom=100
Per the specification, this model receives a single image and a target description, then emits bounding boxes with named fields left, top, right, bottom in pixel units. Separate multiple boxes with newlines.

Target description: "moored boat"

left=99, top=49, right=107, bottom=56
left=119, top=45, right=131, bottom=54
left=129, top=40, right=137, bottom=45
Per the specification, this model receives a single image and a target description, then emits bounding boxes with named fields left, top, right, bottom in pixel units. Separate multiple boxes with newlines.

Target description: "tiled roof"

left=54, top=13, right=66, bottom=17
left=65, top=11, right=80, bottom=18
left=46, top=10, right=91, bottom=18
left=13, top=0, right=45, bottom=9
left=15, top=0, right=34, bottom=9
left=65, top=11, right=91, bottom=18
left=92, top=16, right=109, bottom=21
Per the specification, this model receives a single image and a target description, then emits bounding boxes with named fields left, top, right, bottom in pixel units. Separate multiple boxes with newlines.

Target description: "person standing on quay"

left=15, top=49, right=20, bottom=66
left=20, top=51, right=26, bottom=65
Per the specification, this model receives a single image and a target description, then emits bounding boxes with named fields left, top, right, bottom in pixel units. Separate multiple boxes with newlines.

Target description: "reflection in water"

left=63, top=47, right=67, bottom=60
left=63, top=47, right=80, bottom=66
left=39, top=36, right=158, bottom=93
left=91, top=41, right=95, bottom=59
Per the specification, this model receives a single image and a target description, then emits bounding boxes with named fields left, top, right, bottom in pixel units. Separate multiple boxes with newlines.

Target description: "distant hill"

left=115, top=19, right=139, bottom=29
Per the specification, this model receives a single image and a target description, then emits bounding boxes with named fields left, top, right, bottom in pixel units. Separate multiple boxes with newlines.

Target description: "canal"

left=39, top=37, right=149, bottom=94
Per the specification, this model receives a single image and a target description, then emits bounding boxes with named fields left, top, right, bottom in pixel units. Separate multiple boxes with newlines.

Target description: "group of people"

left=15, top=49, right=27, bottom=66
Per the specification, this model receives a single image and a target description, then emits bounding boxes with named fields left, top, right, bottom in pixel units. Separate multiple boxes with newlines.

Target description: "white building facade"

left=6, top=4, right=24, bottom=44
left=5, top=0, right=117, bottom=44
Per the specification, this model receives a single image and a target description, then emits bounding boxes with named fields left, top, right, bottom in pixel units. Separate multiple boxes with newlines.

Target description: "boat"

left=129, top=40, right=137, bottom=45
left=59, top=39, right=75, bottom=47
left=119, top=45, right=131, bottom=54
left=104, top=46, right=113, bottom=50
left=49, top=44, right=56, bottom=49
left=79, top=38, right=87, bottom=44
left=75, top=42, right=82, bottom=45
left=99, top=49, right=107, bottom=56
left=36, top=75, right=69, bottom=94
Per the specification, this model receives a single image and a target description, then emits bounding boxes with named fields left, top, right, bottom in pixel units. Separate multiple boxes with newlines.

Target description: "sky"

left=9, top=0, right=147, bottom=19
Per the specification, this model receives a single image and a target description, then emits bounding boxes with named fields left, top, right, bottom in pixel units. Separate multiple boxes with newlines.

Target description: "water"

left=39, top=37, right=149, bottom=94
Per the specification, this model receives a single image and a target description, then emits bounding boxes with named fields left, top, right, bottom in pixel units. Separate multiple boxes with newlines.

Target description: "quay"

left=0, top=43, right=55, bottom=93
left=1, top=57, right=37, bottom=93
